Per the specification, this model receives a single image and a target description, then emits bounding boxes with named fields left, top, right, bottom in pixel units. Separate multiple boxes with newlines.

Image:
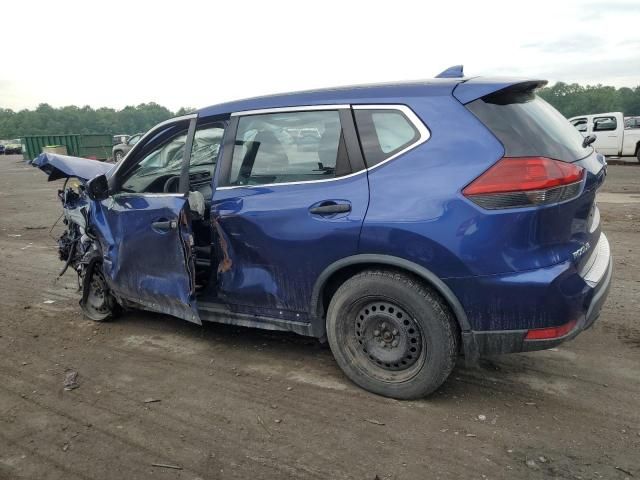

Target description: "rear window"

left=466, top=87, right=592, bottom=162
left=353, top=108, right=420, bottom=167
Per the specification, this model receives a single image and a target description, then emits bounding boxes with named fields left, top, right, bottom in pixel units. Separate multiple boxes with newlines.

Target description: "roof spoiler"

left=453, top=78, right=548, bottom=104
left=436, top=65, right=464, bottom=78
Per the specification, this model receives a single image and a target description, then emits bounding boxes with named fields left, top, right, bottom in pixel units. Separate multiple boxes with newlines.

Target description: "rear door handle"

left=309, top=202, right=351, bottom=215
left=152, top=220, right=177, bottom=232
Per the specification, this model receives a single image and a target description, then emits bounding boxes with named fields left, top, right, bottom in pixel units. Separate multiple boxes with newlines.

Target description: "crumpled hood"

left=31, top=153, right=114, bottom=182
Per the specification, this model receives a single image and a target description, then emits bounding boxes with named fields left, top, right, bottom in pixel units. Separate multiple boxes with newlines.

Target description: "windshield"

left=467, top=87, right=593, bottom=162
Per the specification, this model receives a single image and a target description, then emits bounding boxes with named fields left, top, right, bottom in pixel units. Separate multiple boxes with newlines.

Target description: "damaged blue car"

left=33, top=68, right=612, bottom=399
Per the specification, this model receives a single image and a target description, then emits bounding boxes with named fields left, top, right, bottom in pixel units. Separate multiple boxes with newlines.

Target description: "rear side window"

left=354, top=108, right=419, bottom=167
left=466, top=87, right=592, bottom=162
left=225, top=110, right=350, bottom=186
left=593, top=116, right=617, bottom=132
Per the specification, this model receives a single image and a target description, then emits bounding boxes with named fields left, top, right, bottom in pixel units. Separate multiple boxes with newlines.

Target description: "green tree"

left=538, top=82, right=640, bottom=117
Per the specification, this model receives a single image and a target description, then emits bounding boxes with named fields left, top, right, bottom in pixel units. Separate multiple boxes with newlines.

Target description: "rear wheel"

left=326, top=270, right=459, bottom=399
left=636, top=143, right=640, bottom=162
left=114, top=150, right=124, bottom=162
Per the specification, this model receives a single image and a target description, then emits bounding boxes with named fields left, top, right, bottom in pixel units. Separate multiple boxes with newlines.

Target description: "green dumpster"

left=23, top=134, right=112, bottom=161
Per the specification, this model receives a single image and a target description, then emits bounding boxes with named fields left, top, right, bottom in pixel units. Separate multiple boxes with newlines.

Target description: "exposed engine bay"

left=56, top=178, right=116, bottom=320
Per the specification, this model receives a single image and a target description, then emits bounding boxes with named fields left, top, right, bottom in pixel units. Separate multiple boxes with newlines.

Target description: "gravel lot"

left=0, top=155, right=638, bottom=480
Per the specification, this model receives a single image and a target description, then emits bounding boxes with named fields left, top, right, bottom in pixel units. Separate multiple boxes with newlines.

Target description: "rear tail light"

left=525, top=319, right=577, bottom=340
left=463, top=157, right=584, bottom=209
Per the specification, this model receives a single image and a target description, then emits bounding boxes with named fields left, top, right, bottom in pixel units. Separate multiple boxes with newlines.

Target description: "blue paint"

left=92, top=194, right=200, bottom=324
left=32, top=76, right=610, bottom=346
left=31, top=153, right=113, bottom=181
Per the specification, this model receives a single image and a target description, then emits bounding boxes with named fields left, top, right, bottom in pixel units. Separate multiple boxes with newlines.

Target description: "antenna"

left=435, top=65, right=464, bottom=78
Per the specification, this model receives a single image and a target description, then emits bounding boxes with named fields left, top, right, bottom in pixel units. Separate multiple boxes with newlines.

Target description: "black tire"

left=636, top=144, right=640, bottom=162
left=326, top=269, right=459, bottom=399
left=81, top=263, right=117, bottom=322
left=114, top=150, right=124, bottom=162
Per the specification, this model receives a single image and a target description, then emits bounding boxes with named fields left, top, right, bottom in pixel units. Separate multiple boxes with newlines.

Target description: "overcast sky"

left=2, top=0, right=639, bottom=111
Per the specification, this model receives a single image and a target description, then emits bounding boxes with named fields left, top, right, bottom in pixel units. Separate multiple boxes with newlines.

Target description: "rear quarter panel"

left=360, top=94, right=505, bottom=278
left=359, top=96, right=606, bottom=278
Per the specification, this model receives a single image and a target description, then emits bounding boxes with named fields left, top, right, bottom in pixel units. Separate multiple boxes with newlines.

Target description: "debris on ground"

left=63, top=371, right=79, bottom=391
left=615, top=466, right=633, bottom=476
left=43, top=300, right=55, bottom=304
left=525, top=459, right=539, bottom=470
left=151, top=463, right=183, bottom=470
left=257, top=415, right=272, bottom=436
left=143, top=398, right=161, bottom=404
left=365, top=419, right=385, bottom=426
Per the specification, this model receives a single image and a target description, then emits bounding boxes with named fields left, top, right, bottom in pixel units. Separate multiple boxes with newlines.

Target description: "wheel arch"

left=310, top=254, right=471, bottom=338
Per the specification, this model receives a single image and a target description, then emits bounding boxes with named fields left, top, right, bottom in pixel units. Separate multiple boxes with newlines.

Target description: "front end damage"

left=31, top=153, right=117, bottom=320
left=31, top=152, right=201, bottom=324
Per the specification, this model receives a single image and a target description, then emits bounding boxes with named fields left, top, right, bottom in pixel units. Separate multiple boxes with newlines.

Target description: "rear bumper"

left=458, top=234, right=613, bottom=358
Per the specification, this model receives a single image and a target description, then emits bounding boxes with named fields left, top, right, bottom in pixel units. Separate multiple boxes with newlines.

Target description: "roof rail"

left=436, top=65, right=464, bottom=78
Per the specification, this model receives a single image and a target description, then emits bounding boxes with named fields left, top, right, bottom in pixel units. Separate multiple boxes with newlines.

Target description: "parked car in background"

left=625, top=116, right=640, bottom=129
left=569, top=112, right=640, bottom=160
left=32, top=68, right=611, bottom=399
left=112, top=132, right=143, bottom=162
left=112, top=134, right=131, bottom=146
left=4, top=139, right=23, bottom=155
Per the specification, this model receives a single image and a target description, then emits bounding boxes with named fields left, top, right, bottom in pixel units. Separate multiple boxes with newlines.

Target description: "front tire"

left=114, top=150, right=124, bottom=162
left=81, top=263, right=116, bottom=322
left=326, top=270, right=459, bottom=399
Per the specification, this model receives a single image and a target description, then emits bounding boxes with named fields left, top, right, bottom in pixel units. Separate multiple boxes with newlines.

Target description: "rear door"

left=210, top=106, right=368, bottom=320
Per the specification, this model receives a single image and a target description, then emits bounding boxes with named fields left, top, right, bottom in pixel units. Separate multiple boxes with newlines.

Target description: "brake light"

left=463, top=157, right=584, bottom=209
left=525, top=319, right=577, bottom=340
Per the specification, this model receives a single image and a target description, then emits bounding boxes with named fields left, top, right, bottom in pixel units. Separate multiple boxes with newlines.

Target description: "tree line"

left=0, top=103, right=194, bottom=139
left=538, top=82, right=640, bottom=118
left=1, top=82, right=639, bottom=139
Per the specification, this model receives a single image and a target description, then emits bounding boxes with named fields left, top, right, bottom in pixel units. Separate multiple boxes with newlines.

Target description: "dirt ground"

left=0, top=155, right=638, bottom=480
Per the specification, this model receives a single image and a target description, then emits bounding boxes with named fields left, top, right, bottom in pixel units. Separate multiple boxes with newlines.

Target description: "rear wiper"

left=582, top=134, right=597, bottom=148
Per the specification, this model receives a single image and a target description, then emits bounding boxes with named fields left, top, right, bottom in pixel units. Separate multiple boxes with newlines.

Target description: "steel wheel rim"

left=86, top=269, right=109, bottom=316
left=343, top=297, right=427, bottom=383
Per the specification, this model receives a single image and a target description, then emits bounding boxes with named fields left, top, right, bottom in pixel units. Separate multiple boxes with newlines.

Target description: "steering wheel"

left=163, top=175, right=181, bottom=193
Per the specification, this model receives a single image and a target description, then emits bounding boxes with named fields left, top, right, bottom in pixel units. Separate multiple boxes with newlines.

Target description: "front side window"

left=593, top=116, right=617, bottom=132
left=129, top=135, right=142, bottom=145
left=119, top=127, right=188, bottom=193
left=353, top=108, right=420, bottom=167
left=190, top=125, right=224, bottom=169
left=225, top=110, right=349, bottom=186
left=571, top=118, right=588, bottom=133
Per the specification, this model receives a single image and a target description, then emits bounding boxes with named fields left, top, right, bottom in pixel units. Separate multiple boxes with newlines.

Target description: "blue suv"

left=33, top=67, right=612, bottom=399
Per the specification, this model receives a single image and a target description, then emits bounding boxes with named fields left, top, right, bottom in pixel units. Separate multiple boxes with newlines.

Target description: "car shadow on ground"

left=112, top=309, right=550, bottom=404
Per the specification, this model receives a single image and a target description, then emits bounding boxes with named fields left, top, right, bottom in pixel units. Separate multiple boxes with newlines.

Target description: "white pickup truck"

left=568, top=112, right=640, bottom=161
